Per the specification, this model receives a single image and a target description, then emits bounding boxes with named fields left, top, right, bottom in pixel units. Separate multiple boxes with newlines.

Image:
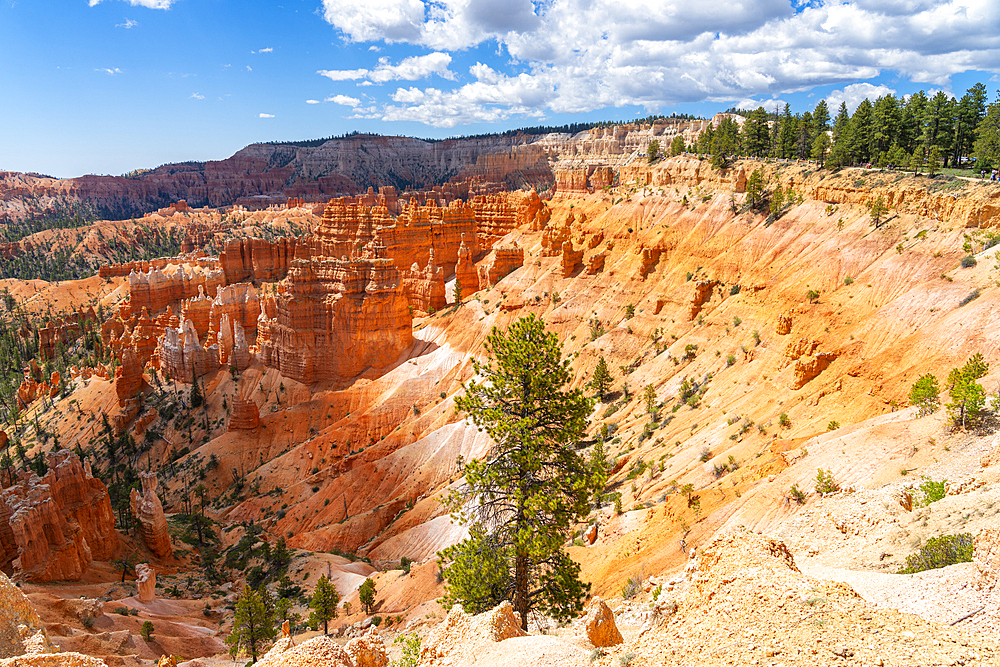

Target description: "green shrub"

left=897, top=534, right=973, bottom=574
left=621, top=573, right=643, bottom=599
left=826, top=420, right=840, bottom=431
left=909, top=373, right=940, bottom=415
left=960, top=255, right=977, bottom=268
left=789, top=485, right=806, bottom=504
left=917, top=476, right=947, bottom=506
left=815, top=469, right=839, bottom=494
left=140, top=621, right=154, bottom=641
left=779, top=413, right=791, bottom=428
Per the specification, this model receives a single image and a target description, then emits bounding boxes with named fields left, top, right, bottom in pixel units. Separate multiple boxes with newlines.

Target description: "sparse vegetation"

left=897, top=534, right=974, bottom=574
left=815, top=469, right=840, bottom=494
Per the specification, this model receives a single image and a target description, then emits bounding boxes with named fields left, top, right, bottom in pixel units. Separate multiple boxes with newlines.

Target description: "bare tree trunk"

left=514, top=551, right=529, bottom=631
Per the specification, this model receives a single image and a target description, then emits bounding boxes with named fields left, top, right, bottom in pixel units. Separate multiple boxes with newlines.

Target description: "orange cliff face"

left=256, top=231, right=413, bottom=384
left=0, top=451, right=117, bottom=582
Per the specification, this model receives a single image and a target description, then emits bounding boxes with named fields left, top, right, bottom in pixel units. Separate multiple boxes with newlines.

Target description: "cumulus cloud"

left=319, top=52, right=454, bottom=83
left=190, top=92, right=205, bottom=99
left=259, top=47, right=273, bottom=53
left=89, top=0, right=174, bottom=9
left=116, top=18, right=139, bottom=28
left=317, top=0, right=1000, bottom=126
left=326, top=94, right=361, bottom=106
left=826, top=82, right=897, bottom=113
left=96, top=67, right=123, bottom=75
left=259, top=113, right=275, bottom=118
left=306, top=99, right=321, bottom=104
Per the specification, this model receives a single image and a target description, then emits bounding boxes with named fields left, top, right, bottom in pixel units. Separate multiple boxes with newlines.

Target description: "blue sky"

left=2, top=0, right=999, bottom=178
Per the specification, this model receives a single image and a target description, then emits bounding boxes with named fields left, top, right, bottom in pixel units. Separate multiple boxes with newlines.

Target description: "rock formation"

left=561, top=241, right=583, bottom=278
left=776, top=313, right=792, bottom=335
left=180, top=289, right=213, bottom=338
left=219, top=237, right=297, bottom=284
left=256, top=235, right=413, bottom=384
left=581, top=596, right=622, bottom=647
left=974, top=527, right=998, bottom=591
left=135, top=563, right=156, bottom=604
left=114, top=348, right=144, bottom=407
left=401, top=248, right=447, bottom=314
left=0, top=570, right=49, bottom=658
left=454, top=233, right=479, bottom=299
left=256, top=635, right=353, bottom=667
left=792, top=352, right=838, bottom=389
left=228, top=394, right=261, bottom=430
left=345, top=628, right=388, bottom=667
left=1, top=451, right=118, bottom=582
left=586, top=252, right=606, bottom=275
left=421, top=601, right=525, bottom=666
left=128, top=265, right=225, bottom=316
left=687, top=280, right=718, bottom=320
left=541, top=213, right=573, bottom=256
left=209, top=283, right=259, bottom=338
left=157, top=319, right=220, bottom=381
left=478, top=243, right=524, bottom=290
left=638, top=247, right=661, bottom=280
left=129, top=471, right=172, bottom=558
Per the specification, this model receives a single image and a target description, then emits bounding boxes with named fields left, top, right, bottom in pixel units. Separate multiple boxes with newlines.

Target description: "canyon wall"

left=1, top=451, right=117, bottom=582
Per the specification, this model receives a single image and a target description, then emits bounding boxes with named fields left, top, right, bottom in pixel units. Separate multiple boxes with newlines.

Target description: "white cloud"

left=89, top=0, right=174, bottom=9
left=259, top=113, right=275, bottom=118
left=116, top=18, right=139, bottom=28
left=96, top=67, right=123, bottom=75
left=259, top=47, right=273, bottom=53
left=317, top=0, right=1000, bottom=126
left=318, top=52, right=454, bottom=84
left=326, top=95, right=361, bottom=106
left=246, top=66, right=253, bottom=72
left=190, top=92, right=205, bottom=99
left=306, top=99, right=321, bottom=104
left=826, top=82, right=897, bottom=113
left=318, top=68, right=369, bottom=81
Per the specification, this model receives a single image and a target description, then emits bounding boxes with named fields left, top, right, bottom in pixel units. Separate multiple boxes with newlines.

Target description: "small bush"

left=843, top=276, right=854, bottom=285
left=815, top=468, right=840, bottom=494
left=726, top=354, right=736, bottom=367
left=958, top=288, right=981, bottom=307
left=897, top=534, right=974, bottom=574
left=789, top=485, right=806, bottom=504
left=590, top=648, right=606, bottom=663
left=909, top=373, right=940, bottom=415
left=621, top=573, right=643, bottom=599
left=826, top=420, right=840, bottom=431
left=620, top=652, right=637, bottom=667
left=960, top=255, right=977, bottom=268
left=778, top=413, right=791, bottom=428
left=113, top=607, right=129, bottom=616
left=699, top=447, right=713, bottom=462
left=372, top=615, right=382, bottom=627
left=806, top=289, right=820, bottom=303
left=729, top=284, right=741, bottom=295
left=625, top=304, right=635, bottom=318
left=140, top=621, right=154, bottom=641
left=917, top=476, right=947, bottom=506
left=82, top=615, right=95, bottom=629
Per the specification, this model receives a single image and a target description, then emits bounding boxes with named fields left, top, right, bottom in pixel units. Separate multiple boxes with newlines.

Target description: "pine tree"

left=454, top=278, right=463, bottom=304
left=442, top=314, right=605, bottom=629
left=226, top=585, right=277, bottom=663
left=190, top=370, right=203, bottom=409
left=647, top=139, right=660, bottom=163
left=309, top=574, right=340, bottom=634
left=589, top=356, right=613, bottom=400
left=974, top=95, right=1000, bottom=171
left=947, top=354, right=989, bottom=430
left=669, top=134, right=685, bottom=156
left=643, top=384, right=657, bottom=415
left=358, top=578, right=376, bottom=615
